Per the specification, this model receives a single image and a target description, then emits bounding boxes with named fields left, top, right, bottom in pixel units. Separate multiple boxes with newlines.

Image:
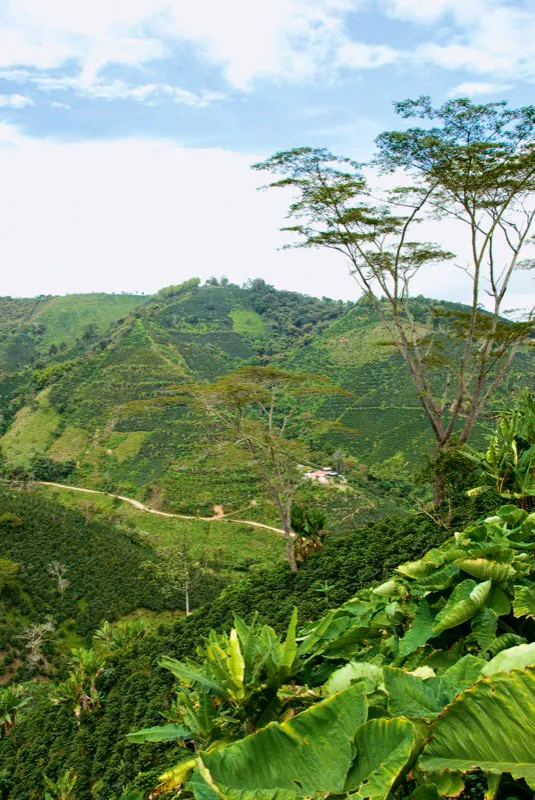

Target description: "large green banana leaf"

left=433, top=580, right=491, bottom=635
left=398, top=603, right=435, bottom=658
left=345, top=718, right=422, bottom=799
left=126, top=723, right=191, bottom=743
left=384, top=656, right=483, bottom=721
left=454, top=558, right=516, bottom=583
left=481, top=643, right=535, bottom=676
left=195, top=683, right=367, bottom=799
left=420, top=666, right=535, bottom=789
left=513, top=584, right=535, bottom=619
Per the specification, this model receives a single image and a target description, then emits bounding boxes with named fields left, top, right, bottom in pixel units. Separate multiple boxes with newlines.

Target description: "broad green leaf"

left=415, top=564, right=459, bottom=591
left=126, top=723, right=191, bottom=743
left=385, top=656, right=483, bottom=722
left=160, top=657, right=226, bottom=694
left=441, top=655, right=484, bottom=690
left=373, top=579, right=399, bottom=596
left=487, top=585, right=511, bottom=616
left=497, top=505, right=528, bottom=525
left=433, top=580, right=491, bottom=636
left=324, top=662, right=383, bottom=695
left=190, top=762, right=229, bottom=800
left=485, top=774, right=501, bottom=800
left=233, top=613, right=257, bottom=671
left=455, top=558, right=516, bottom=583
left=279, top=607, right=298, bottom=672
left=470, top=608, right=498, bottom=650
left=398, top=602, right=435, bottom=658
left=486, top=633, right=526, bottom=656
left=345, top=718, right=419, bottom=799
left=406, top=785, right=442, bottom=800
left=207, top=640, right=237, bottom=689
left=298, top=610, right=351, bottom=656
left=321, top=625, right=372, bottom=659
left=481, top=643, right=535, bottom=676
left=227, top=630, right=245, bottom=697
left=384, top=669, right=453, bottom=721
left=199, top=683, right=367, bottom=798
left=433, top=772, right=465, bottom=797
left=420, top=666, right=535, bottom=789
left=513, top=584, right=535, bottom=619
left=397, top=550, right=445, bottom=580
left=156, top=757, right=197, bottom=794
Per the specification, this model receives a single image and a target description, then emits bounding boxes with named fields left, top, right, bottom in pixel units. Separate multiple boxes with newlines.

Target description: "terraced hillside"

left=0, top=281, right=528, bottom=518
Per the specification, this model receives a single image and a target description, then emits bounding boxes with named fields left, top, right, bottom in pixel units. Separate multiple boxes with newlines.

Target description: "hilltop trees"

left=254, top=97, right=535, bottom=502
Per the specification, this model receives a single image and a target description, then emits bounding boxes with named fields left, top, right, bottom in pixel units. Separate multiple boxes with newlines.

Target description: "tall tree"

left=254, top=97, right=535, bottom=502
left=191, top=366, right=345, bottom=573
left=144, top=540, right=205, bottom=615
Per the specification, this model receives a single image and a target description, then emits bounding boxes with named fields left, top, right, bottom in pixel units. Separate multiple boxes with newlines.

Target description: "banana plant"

left=0, top=684, right=28, bottom=736
left=130, top=504, right=535, bottom=800
left=466, top=389, right=535, bottom=507
left=127, top=609, right=304, bottom=778
left=52, top=647, right=105, bottom=720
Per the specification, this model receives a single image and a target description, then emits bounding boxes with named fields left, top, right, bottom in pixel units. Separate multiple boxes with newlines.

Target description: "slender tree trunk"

left=284, top=526, right=298, bottom=574
left=185, top=586, right=190, bottom=616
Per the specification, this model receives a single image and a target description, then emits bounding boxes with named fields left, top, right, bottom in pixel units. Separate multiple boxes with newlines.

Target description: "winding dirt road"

left=38, top=481, right=286, bottom=535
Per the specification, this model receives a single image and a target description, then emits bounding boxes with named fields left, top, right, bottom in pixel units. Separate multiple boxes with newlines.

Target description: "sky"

left=0, top=0, right=535, bottom=304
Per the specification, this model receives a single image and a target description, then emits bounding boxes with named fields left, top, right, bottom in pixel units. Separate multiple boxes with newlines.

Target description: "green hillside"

left=0, top=293, right=148, bottom=372
left=0, top=281, right=529, bottom=523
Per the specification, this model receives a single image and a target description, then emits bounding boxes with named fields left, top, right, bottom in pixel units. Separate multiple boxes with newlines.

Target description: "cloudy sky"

left=1, top=0, right=535, bottom=302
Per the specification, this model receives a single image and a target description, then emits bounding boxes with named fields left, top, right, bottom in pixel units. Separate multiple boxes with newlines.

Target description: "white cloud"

left=0, top=93, right=34, bottom=109
left=78, top=80, right=225, bottom=107
left=0, top=123, right=532, bottom=313
left=387, top=1, right=535, bottom=83
left=381, top=0, right=493, bottom=24
left=447, top=81, right=512, bottom=97
left=337, top=41, right=399, bottom=69
left=0, top=0, right=363, bottom=93
left=0, top=68, right=224, bottom=107
left=0, top=123, right=348, bottom=300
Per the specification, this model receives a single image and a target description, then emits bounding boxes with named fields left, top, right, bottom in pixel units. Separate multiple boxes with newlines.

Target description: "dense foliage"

left=0, top=489, right=176, bottom=677
left=0, top=508, right=455, bottom=798
left=131, top=503, right=535, bottom=799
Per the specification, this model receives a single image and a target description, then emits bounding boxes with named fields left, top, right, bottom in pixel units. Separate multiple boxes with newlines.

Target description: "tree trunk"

left=185, top=586, right=190, bottom=616
left=433, top=472, right=446, bottom=507
left=284, top=526, right=298, bottom=573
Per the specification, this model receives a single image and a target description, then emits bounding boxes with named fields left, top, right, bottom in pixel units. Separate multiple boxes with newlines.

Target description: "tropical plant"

left=43, top=769, right=77, bottom=800
left=94, top=618, right=146, bottom=652
left=133, top=503, right=535, bottom=798
left=0, top=685, right=28, bottom=737
left=128, top=609, right=308, bottom=792
left=52, top=647, right=105, bottom=720
left=467, top=389, right=535, bottom=508
left=291, top=505, right=327, bottom=562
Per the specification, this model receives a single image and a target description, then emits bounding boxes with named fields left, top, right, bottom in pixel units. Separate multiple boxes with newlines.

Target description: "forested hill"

left=0, top=279, right=530, bottom=512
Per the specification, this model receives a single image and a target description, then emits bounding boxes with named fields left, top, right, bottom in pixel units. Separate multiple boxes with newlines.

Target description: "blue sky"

left=1, top=0, right=535, bottom=302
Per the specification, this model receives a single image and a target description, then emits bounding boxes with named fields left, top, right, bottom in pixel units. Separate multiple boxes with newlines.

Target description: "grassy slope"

left=0, top=293, right=148, bottom=372
left=36, top=484, right=286, bottom=577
